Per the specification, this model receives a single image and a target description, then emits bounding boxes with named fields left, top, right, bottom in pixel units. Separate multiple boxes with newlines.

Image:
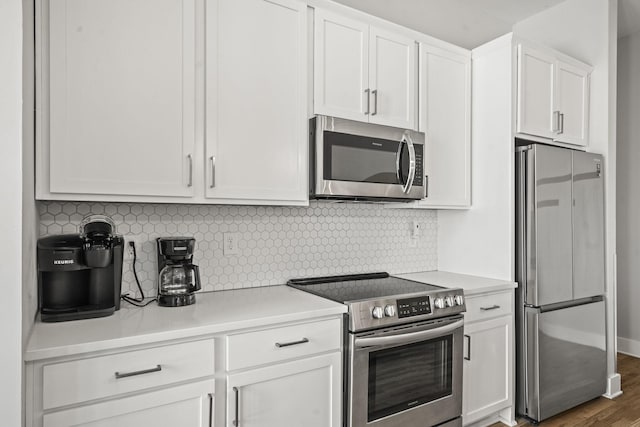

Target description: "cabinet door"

left=462, top=316, right=512, bottom=425
left=368, top=27, right=417, bottom=129
left=43, top=380, right=213, bottom=427
left=516, top=44, right=557, bottom=140
left=418, top=44, right=470, bottom=208
left=313, top=9, right=369, bottom=122
left=555, top=60, right=590, bottom=146
left=47, top=0, right=196, bottom=197
left=206, top=0, right=307, bottom=204
left=226, top=352, right=341, bottom=427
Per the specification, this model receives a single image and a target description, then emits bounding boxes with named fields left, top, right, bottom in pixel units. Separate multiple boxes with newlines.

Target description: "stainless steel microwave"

left=309, top=116, right=425, bottom=202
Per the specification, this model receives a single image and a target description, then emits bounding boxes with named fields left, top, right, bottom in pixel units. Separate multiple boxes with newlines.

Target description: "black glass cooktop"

left=287, top=272, right=443, bottom=303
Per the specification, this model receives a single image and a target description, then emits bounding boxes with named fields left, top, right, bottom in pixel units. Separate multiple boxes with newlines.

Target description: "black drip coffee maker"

left=37, top=215, right=124, bottom=322
left=156, top=237, right=201, bottom=307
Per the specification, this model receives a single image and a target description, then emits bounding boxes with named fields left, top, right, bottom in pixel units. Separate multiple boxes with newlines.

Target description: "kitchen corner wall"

left=39, top=201, right=437, bottom=297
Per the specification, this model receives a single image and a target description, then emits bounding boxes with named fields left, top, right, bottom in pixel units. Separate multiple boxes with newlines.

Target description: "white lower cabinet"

left=223, top=317, right=343, bottom=427
left=226, top=352, right=341, bottom=427
left=462, top=291, right=515, bottom=426
left=43, top=380, right=213, bottom=427
left=26, top=339, right=216, bottom=427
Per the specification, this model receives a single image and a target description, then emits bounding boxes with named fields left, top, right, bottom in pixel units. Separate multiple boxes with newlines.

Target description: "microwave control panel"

left=413, top=145, right=424, bottom=186
left=397, top=296, right=431, bottom=318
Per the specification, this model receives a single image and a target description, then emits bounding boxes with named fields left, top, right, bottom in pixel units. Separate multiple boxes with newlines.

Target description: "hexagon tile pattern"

left=39, top=201, right=438, bottom=298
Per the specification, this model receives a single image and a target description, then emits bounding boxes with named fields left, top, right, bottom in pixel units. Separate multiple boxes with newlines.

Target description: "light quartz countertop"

left=25, top=285, right=346, bottom=362
left=395, top=271, right=517, bottom=296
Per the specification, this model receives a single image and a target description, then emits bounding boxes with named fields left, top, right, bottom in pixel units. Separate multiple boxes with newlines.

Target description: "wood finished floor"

left=491, top=353, right=640, bottom=427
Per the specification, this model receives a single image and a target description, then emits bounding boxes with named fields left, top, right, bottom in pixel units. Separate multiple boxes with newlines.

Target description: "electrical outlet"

left=223, top=233, right=240, bottom=255
left=411, top=220, right=421, bottom=239
left=123, top=235, right=144, bottom=260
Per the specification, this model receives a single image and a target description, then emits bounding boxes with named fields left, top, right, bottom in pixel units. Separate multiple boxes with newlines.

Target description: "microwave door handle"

left=354, top=319, right=463, bottom=349
left=401, top=133, right=416, bottom=194
left=395, top=139, right=403, bottom=185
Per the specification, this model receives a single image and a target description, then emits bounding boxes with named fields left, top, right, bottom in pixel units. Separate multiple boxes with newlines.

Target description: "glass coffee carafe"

left=156, top=237, right=201, bottom=307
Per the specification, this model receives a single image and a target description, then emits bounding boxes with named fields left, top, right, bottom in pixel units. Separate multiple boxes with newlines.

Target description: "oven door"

left=349, top=316, right=463, bottom=427
left=312, top=116, right=424, bottom=201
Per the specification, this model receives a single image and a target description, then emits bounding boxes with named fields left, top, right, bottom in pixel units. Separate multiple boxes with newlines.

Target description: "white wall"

left=513, top=0, right=620, bottom=397
left=23, top=0, right=38, bottom=347
left=0, top=0, right=23, bottom=424
left=616, top=30, right=640, bottom=356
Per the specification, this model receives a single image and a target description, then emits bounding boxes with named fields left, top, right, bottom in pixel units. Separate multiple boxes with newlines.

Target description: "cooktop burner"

left=288, top=272, right=466, bottom=332
left=288, top=273, right=444, bottom=303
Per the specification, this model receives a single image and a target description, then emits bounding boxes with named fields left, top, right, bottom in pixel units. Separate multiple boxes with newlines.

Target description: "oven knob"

left=445, top=296, right=455, bottom=308
left=384, top=305, right=396, bottom=317
left=434, top=297, right=445, bottom=309
left=454, top=295, right=465, bottom=306
left=372, top=306, right=384, bottom=319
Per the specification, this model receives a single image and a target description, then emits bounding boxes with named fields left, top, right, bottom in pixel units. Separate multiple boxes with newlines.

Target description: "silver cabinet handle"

left=425, top=175, right=429, bottom=198
left=114, top=364, right=162, bottom=379
left=401, top=132, right=416, bottom=194
left=208, top=393, right=214, bottom=427
left=364, top=89, right=370, bottom=115
left=209, top=156, right=216, bottom=188
left=275, top=337, right=309, bottom=348
left=187, top=154, right=193, bottom=187
left=552, top=110, right=561, bottom=133
left=232, top=386, right=239, bottom=426
left=372, top=89, right=378, bottom=116
left=464, top=335, right=471, bottom=360
left=559, top=113, right=565, bottom=134
left=480, top=305, right=501, bottom=311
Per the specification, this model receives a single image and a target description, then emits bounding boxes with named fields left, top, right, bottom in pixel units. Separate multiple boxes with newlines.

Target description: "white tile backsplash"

left=39, top=201, right=437, bottom=297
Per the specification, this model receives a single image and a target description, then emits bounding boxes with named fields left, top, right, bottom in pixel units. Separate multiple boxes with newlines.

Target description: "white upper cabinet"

left=205, top=0, right=307, bottom=204
left=368, top=27, right=417, bottom=129
left=313, top=10, right=369, bottom=122
left=555, top=60, right=590, bottom=146
left=417, top=44, right=471, bottom=209
left=516, top=44, right=556, bottom=140
left=516, top=42, right=591, bottom=147
left=44, top=0, right=197, bottom=197
left=314, top=9, right=417, bottom=129
left=38, top=0, right=309, bottom=205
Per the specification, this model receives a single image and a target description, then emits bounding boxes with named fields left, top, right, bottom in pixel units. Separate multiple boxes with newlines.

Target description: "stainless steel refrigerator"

left=515, top=142, right=606, bottom=423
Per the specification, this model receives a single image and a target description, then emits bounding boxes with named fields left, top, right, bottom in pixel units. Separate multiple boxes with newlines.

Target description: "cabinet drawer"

left=464, top=291, right=513, bottom=323
left=42, top=339, right=215, bottom=410
left=226, top=318, right=341, bottom=371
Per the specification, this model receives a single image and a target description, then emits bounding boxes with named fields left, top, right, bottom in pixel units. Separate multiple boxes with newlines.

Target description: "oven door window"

left=367, top=335, right=453, bottom=422
left=324, top=131, right=406, bottom=185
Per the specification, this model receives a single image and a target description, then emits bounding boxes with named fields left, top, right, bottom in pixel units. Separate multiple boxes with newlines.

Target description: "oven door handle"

left=354, top=319, right=464, bottom=349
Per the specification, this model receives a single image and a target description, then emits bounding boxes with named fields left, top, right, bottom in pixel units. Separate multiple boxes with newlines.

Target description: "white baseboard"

left=617, top=336, right=640, bottom=358
left=604, top=373, right=623, bottom=399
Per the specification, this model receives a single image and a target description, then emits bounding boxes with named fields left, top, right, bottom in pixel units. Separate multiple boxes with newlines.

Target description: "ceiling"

left=332, top=0, right=565, bottom=49
left=332, top=0, right=640, bottom=48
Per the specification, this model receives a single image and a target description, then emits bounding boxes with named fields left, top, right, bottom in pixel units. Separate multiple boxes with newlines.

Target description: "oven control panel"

left=397, top=296, right=431, bottom=318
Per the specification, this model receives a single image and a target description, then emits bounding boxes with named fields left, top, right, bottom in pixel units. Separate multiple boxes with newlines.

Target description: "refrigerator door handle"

left=538, top=295, right=604, bottom=313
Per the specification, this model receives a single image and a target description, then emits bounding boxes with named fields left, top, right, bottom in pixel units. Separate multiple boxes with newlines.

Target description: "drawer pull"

left=480, top=305, right=501, bottom=311
left=114, top=364, right=162, bottom=379
left=232, top=386, right=240, bottom=426
left=275, top=337, right=309, bottom=348
left=464, top=334, right=471, bottom=360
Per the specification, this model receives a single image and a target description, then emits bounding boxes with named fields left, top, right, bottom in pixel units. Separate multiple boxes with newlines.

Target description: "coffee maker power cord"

left=121, top=241, right=156, bottom=307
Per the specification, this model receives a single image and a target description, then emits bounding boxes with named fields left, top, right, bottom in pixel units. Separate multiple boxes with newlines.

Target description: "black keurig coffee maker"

left=37, top=215, right=124, bottom=322
left=156, top=237, right=201, bottom=307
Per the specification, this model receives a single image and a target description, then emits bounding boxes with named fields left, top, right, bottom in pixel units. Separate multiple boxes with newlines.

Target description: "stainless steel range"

left=288, top=272, right=466, bottom=427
